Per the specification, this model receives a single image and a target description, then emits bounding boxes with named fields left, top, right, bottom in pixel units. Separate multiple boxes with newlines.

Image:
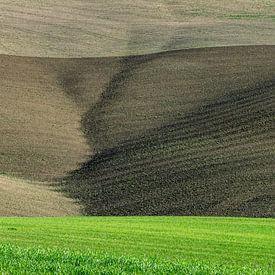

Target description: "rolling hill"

left=0, top=0, right=274, bottom=217
left=0, top=0, right=274, bottom=57
left=1, top=2, right=274, bottom=274
left=1, top=45, right=274, bottom=216
left=61, top=46, right=275, bottom=216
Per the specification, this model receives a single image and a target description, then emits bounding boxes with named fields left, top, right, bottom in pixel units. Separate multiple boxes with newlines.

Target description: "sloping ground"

left=0, top=176, right=80, bottom=216
left=0, top=46, right=274, bottom=216
left=61, top=46, right=275, bottom=216
left=0, top=55, right=90, bottom=181
left=0, top=0, right=274, bottom=57
left=0, top=55, right=92, bottom=215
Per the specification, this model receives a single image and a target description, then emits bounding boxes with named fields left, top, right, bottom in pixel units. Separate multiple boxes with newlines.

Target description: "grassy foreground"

left=0, top=244, right=270, bottom=275
left=0, top=217, right=274, bottom=274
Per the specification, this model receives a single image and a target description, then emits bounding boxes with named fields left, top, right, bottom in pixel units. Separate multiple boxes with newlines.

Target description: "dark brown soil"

left=1, top=45, right=274, bottom=216
left=60, top=46, right=274, bottom=217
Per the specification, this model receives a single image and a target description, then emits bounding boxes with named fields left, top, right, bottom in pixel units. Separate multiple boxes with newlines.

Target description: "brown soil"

left=0, top=175, right=80, bottom=216
left=0, top=1, right=274, bottom=57
left=60, top=46, right=275, bottom=216
left=2, top=45, right=273, bottom=216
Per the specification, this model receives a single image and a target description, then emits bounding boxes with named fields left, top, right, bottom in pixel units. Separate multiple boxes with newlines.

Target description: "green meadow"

left=0, top=217, right=274, bottom=274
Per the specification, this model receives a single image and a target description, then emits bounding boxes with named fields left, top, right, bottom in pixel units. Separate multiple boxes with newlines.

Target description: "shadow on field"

left=58, top=45, right=274, bottom=216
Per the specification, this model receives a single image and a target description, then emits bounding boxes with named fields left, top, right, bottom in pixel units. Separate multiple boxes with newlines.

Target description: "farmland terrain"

left=0, top=46, right=274, bottom=216
left=0, top=175, right=80, bottom=216
left=0, top=0, right=274, bottom=216
left=0, top=0, right=274, bottom=57
left=62, top=46, right=275, bottom=216
left=0, top=217, right=274, bottom=274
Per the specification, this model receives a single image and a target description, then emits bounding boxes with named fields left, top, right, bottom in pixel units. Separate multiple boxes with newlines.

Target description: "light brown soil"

left=0, top=175, right=80, bottom=216
left=0, top=0, right=274, bottom=57
left=0, top=55, right=93, bottom=215
left=0, top=55, right=90, bottom=182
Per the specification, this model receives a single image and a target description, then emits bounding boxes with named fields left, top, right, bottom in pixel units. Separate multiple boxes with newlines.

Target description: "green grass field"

left=0, top=217, right=274, bottom=274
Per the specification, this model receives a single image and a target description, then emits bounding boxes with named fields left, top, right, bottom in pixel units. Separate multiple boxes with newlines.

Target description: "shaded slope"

left=0, top=0, right=274, bottom=57
left=60, top=46, right=275, bottom=216
left=78, top=46, right=275, bottom=152
left=0, top=46, right=274, bottom=217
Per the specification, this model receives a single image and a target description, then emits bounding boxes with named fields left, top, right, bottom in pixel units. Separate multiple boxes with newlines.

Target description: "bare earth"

left=0, top=1, right=274, bottom=216
left=0, top=175, right=80, bottom=216
left=0, top=0, right=274, bottom=57
left=0, top=55, right=90, bottom=216
left=0, top=55, right=90, bottom=182
left=1, top=45, right=274, bottom=216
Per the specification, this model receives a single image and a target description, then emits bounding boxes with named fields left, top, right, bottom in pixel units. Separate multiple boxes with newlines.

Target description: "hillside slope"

left=0, top=55, right=90, bottom=181
left=0, top=55, right=92, bottom=215
left=61, top=46, right=275, bottom=216
left=0, top=0, right=274, bottom=57
left=0, top=46, right=274, bottom=216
